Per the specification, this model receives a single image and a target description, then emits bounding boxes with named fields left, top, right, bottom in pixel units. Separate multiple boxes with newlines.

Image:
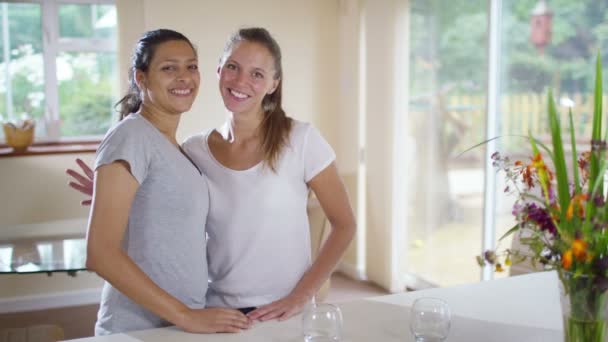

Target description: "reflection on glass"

left=12, top=241, right=40, bottom=268
left=15, top=262, right=41, bottom=273
left=0, top=246, right=13, bottom=271
left=0, top=237, right=87, bottom=274
left=405, top=0, right=487, bottom=287
left=59, top=4, right=116, bottom=39
left=36, top=242, right=53, bottom=269
left=57, top=52, right=117, bottom=137
left=64, top=239, right=85, bottom=269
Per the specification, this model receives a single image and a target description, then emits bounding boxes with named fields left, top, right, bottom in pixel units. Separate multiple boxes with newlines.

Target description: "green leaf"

left=589, top=52, right=603, bottom=202
left=498, top=224, right=520, bottom=241
left=590, top=159, right=608, bottom=199
left=586, top=157, right=608, bottom=233
left=569, top=108, right=581, bottom=195
left=584, top=52, right=606, bottom=227
left=547, top=89, right=571, bottom=231
left=457, top=134, right=554, bottom=161
left=532, top=138, right=555, bottom=161
left=457, top=136, right=503, bottom=158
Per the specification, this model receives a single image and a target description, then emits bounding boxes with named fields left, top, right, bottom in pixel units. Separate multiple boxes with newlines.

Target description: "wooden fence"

left=434, top=93, right=608, bottom=157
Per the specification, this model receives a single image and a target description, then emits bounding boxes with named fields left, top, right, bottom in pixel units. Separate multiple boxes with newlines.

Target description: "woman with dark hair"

left=69, top=27, right=355, bottom=324
left=85, top=28, right=249, bottom=335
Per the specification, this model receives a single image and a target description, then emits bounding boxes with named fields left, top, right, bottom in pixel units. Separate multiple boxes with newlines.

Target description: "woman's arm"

left=247, top=162, right=356, bottom=321
left=88, top=161, right=250, bottom=333
left=66, top=158, right=94, bottom=205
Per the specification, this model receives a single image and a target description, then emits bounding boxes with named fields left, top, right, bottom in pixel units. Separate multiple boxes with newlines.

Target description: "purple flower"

left=484, top=250, right=497, bottom=264
left=593, top=256, right=608, bottom=273
left=524, top=203, right=557, bottom=236
left=594, top=195, right=605, bottom=207
left=512, top=203, right=525, bottom=217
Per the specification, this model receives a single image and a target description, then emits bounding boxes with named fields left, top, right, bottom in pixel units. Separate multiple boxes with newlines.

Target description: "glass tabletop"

left=0, top=234, right=87, bottom=276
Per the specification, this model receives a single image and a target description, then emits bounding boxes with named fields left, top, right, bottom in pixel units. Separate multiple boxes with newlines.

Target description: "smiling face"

left=136, top=40, right=200, bottom=116
left=218, top=40, right=280, bottom=117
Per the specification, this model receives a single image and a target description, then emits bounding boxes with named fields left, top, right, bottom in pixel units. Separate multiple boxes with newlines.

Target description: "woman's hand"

left=179, top=307, right=252, bottom=333
left=66, top=158, right=94, bottom=205
left=246, top=291, right=312, bottom=322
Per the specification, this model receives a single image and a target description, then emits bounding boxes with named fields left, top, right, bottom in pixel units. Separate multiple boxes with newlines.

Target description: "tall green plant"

left=481, top=53, right=608, bottom=342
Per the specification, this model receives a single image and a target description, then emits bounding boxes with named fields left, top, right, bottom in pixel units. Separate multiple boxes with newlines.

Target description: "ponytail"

left=260, top=81, right=292, bottom=172
left=115, top=77, right=142, bottom=120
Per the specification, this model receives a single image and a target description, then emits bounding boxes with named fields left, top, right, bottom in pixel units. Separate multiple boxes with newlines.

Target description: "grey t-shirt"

left=93, top=113, right=209, bottom=335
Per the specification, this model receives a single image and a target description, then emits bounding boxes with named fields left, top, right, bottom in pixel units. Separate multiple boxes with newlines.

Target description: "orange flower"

left=566, top=194, right=588, bottom=220
left=495, top=263, right=504, bottom=272
left=531, top=153, right=553, bottom=201
left=522, top=165, right=534, bottom=188
left=562, top=250, right=573, bottom=270
left=572, top=239, right=588, bottom=261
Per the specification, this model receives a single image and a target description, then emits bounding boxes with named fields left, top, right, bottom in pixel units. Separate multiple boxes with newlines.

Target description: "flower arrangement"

left=478, top=55, right=608, bottom=342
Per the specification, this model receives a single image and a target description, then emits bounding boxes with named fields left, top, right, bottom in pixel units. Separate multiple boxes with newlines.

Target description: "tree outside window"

left=0, top=0, right=117, bottom=143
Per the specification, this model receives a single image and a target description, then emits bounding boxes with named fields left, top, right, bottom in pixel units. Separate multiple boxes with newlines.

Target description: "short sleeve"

left=95, top=120, right=152, bottom=184
left=302, top=125, right=336, bottom=182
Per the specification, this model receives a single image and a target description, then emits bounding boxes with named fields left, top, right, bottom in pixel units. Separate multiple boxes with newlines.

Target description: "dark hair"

left=222, top=27, right=292, bottom=172
left=116, top=29, right=196, bottom=120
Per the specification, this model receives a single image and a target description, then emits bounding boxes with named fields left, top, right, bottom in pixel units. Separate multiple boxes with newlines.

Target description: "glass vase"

left=559, top=271, right=608, bottom=342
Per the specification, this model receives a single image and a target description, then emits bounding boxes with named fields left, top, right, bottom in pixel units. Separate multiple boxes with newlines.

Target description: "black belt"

left=237, top=307, right=257, bottom=315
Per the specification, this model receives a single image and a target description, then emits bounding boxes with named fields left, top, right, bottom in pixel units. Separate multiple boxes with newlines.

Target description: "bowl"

left=3, top=120, right=35, bottom=152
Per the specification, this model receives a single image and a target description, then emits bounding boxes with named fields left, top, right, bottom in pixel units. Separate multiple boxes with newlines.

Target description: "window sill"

left=0, top=140, right=99, bottom=158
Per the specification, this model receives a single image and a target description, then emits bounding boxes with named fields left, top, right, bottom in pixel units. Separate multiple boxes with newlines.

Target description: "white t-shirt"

left=182, top=120, right=335, bottom=308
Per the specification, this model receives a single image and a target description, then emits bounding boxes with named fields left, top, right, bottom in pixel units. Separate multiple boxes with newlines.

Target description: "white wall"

left=119, top=0, right=340, bottom=146
left=0, top=155, right=93, bottom=226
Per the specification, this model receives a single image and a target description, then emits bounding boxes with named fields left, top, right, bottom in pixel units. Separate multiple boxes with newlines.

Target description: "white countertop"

left=67, top=271, right=562, bottom=341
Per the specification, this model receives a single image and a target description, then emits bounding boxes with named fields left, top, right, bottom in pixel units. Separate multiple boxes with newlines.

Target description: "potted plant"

left=479, top=55, right=608, bottom=342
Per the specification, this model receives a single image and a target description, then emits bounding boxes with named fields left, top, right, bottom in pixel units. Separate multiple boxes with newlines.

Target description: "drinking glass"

left=410, top=297, right=451, bottom=342
left=302, top=303, right=343, bottom=341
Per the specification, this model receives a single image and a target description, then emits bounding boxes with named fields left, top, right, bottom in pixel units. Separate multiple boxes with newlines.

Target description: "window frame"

left=1, top=0, right=116, bottom=153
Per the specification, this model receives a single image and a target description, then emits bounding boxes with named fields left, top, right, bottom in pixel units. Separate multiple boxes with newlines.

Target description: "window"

left=404, top=0, right=490, bottom=287
left=401, top=0, right=608, bottom=287
left=0, top=0, right=117, bottom=143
